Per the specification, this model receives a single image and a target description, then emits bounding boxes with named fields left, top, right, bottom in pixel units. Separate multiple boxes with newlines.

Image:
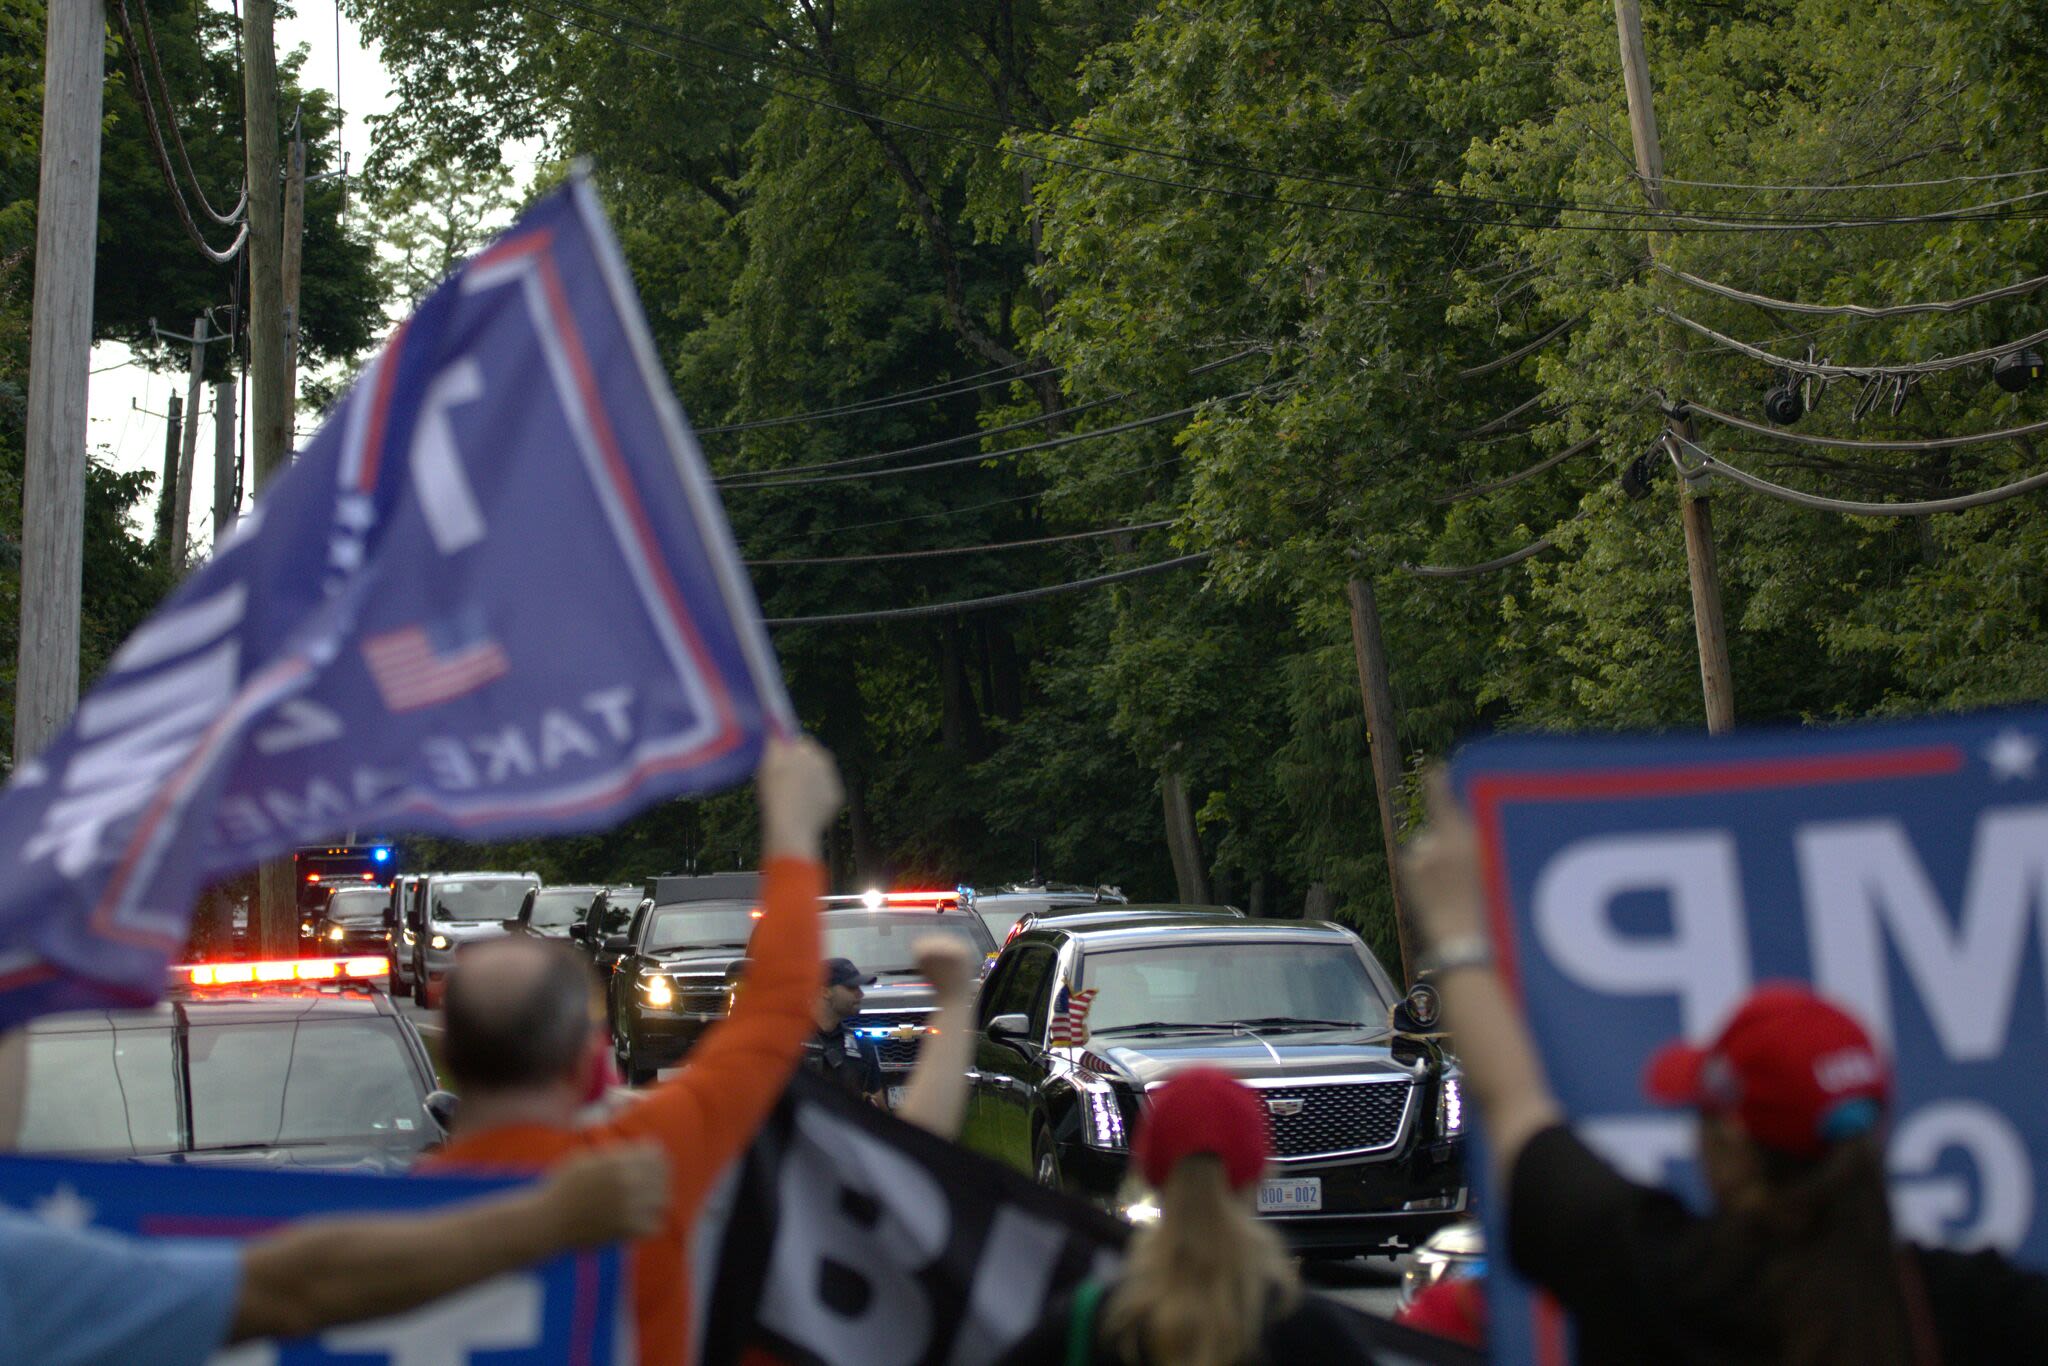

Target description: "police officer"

left=804, top=957, right=884, bottom=1103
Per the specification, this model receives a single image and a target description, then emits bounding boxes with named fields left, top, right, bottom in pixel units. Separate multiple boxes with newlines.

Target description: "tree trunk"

left=1162, top=767, right=1210, bottom=905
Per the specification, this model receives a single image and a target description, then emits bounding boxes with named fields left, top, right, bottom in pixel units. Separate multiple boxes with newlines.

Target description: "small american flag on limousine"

left=362, top=612, right=511, bottom=713
left=1048, top=986, right=1099, bottom=1047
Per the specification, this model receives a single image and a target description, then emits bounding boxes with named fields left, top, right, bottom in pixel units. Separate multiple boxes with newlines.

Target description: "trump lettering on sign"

left=1454, top=710, right=2048, bottom=1363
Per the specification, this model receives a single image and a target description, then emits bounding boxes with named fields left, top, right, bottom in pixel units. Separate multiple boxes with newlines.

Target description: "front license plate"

left=886, top=1085, right=906, bottom=1110
left=1257, top=1177, right=1322, bottom=1213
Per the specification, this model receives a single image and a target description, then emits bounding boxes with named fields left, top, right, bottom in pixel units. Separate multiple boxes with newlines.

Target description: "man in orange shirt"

left=421, top=736, right=840, bottom=1366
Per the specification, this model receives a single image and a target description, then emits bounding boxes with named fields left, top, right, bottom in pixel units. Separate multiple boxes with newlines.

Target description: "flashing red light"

left=360, top=872, right=375, bottom=881
left=180, top=957, right=385, bottom=987
left=884, top=891, right=957, bottom=903
left=306, top=872, right=321, bottom=882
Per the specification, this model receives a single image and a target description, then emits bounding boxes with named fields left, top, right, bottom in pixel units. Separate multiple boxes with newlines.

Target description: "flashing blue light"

left=372, top=847, right=391, bottom=864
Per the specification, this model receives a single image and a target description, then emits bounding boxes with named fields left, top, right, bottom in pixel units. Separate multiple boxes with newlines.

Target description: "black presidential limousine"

left=959, top=914, right=1467, bottom=1257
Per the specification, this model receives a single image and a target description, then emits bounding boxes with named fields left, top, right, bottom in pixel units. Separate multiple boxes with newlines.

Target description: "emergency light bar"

left=180, top=957, right=386, bottom=987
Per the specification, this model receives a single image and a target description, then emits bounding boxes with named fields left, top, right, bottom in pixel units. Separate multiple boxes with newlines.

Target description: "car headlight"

left=641, top=974, right=674, bottom=1008
left=402, top=927, right=416, bottom=946
left=327, top=926, right=344, bottom=942
left=429, top=933, right=450, bottom=951
left=1077, top=1077, right=1129, bottom=1150
left=1439, top=1074, right=1464, bottom=1137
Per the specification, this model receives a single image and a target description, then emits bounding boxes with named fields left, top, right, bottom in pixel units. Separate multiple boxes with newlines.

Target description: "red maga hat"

left=1133, top=1067, right=1271, bottom=1191
left=1643, top=982, right=1891, bottom=1160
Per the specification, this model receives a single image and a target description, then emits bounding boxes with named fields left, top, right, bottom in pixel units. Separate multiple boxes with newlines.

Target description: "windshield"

left=820, top=913, right=992, bottom=976
left=18, top=1017, right=433, bottom=1156
left=527, top=889, right=595, bottom=928
left=325, top=889, right=387, bottom=923
left=1081, top=941, right=1391, bottom=1034
left=645, top=902, right=757, bottom=953
left=431, top=877, right=536, bottom=922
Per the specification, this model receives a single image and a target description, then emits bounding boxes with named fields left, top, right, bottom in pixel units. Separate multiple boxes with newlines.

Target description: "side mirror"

left=986, top=1012, right=1031, bottom=1042
left=567, top=923, right=588, bottom=943
left=424, top=1089, right=459, bottom=1136
left=500, top=919, right=523, bottom=933
left=724, top=958, right=752, bottom=985
left=382, top=907, right=396, bottom=929
left=603, top=935, right=631, bottom=954
left=1391, top=981, right=1443, bottom=1035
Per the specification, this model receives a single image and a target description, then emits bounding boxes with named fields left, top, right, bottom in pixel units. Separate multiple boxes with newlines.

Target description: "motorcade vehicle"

left=384, top=874, right=422, bottom=998
left=1002, top=902, right=1244, bottom=946
left=606, top=873, right=762, bottom=1083
left=16, top=957, right=445, bottom=1173
left=405, top=871, right=540, bottom=1008
left=961, top=914, right=1466, bottom=1258
left=819, top=891, right=999, bottom=1108
left=966, top=882, right=1128, bottom=943
left=294, top=842, right=396, bottom=940
left=313, top=884, right=394, bottom=959
left=570, top=885, right=648, bottom=969
left=506, top=884, right=606, bottom=940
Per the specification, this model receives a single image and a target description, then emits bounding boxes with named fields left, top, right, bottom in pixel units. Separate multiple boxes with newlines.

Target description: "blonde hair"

left=1102, top=1156, right=1299, bottom=1366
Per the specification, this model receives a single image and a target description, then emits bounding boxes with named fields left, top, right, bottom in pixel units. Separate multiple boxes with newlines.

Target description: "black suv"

left=961, top=915, right=1465, bottom=1257
left=507, top=884, right=606, bottom=940
left=966, top=882, right=1128, bottom=944
left=314, top=884, right=394, bottom=958
left=18, top=962, right=445, bottom=1172
left=818, top=893, right=998, bottom=1107
left=606, top=873, right=762, bottom=1083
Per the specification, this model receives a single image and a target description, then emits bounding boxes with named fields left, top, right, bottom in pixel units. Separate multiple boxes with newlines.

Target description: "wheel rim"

left=1035, top=1144, right=1058, bottom=1188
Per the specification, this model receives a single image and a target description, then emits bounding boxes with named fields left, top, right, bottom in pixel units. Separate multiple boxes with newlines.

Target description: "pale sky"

left=86, top=3, right=531, bottom=547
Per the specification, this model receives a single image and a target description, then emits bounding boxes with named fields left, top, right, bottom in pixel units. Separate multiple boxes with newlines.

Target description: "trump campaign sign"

left=1456, top=708, right=2048, bottom=1363
left=0, top=173, right=791, bottom=1027
left=0, top=1154, right=630, bottom=1363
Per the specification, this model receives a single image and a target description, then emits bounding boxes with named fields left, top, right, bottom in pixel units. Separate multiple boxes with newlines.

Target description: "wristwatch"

left=1420, top=933, right=1493, bottom=977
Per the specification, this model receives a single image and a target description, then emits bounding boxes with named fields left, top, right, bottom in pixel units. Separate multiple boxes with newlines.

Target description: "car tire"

left=389, top=966, right=411, bottom=1000
left=1032, top=1123, right=1063, bottom=1192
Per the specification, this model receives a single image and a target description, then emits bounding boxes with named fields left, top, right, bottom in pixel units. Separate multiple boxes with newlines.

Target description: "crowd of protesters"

left=8, top=739, right=2048, bottom=1365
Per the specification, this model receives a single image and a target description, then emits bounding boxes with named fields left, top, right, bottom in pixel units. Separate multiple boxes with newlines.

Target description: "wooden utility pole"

left=170, top=316, right=207, bottom=567
left=1615, top=0, right=1735, bottom=733
left=243, top=0, right=296, bottom=953
left=17, top=0, right=106, bottom=765
left=1346, top=578, right=1415, bottom=984
left=211, top=377, right=238, bottom=539
left=156, top=393, right=183, bottom=556
left=281, top=128, right=305, bottom=436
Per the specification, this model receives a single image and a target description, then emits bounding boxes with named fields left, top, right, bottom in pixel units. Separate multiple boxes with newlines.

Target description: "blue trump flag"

left=1454, top=708, right=2048, bottom=1365
left=0, top=175, right=791, bottom=1026
left=0, top=1154, right=630, bottom=1363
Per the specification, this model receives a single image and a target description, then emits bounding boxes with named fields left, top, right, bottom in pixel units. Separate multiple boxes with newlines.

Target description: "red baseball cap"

left=1643, top=982, right=1891, bottom=1160
left=1133, top=1068, right=1271, bottom=1191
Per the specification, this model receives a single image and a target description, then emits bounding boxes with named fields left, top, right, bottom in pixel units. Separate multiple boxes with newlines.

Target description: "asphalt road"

left=397, top=987, right=1407, bottom=1319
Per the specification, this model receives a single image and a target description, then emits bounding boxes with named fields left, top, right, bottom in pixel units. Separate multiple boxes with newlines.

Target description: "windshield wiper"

left=1093, top=1021, right=1243, bottom=1035
left=1224, top=1016, right=1373, bottom=1031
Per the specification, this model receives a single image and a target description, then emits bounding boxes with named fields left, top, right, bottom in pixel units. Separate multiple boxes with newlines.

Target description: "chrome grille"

left=853, top=1009, right=932, bottom=1073
left=1257, top=1080, right=1412, bottom=1161
left=671, top=977, right=731, bottom=1015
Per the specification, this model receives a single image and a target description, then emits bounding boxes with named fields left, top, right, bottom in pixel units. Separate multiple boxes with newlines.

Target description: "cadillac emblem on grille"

left=1265, top=1097, right=1305, bottom=1117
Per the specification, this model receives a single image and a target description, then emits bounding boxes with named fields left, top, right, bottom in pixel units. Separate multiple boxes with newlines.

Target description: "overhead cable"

left=1456, top=317, right=1579, bottom=380
left=1680, top=397, right=2048, bottom=451
left=1667, top=434, right=2048, bottom=516
left=1405, top=534, right=1562, bottom=578
left=131, top=0, right=247, bottom=226
left=744, top=521, right=1172, bottom=566
left=725, top=386, right=1274, bottom=490
left=518, top=0, right=2048, bottom=237
left=1653, top=263, right=2048, bottom=320
left=781, top=454, right=1187, bottom=537
left=1654, top=307, right=2048, bottom=380
left=110, top=0, right=248, bottom=265
left=1453, top=393, right=1548, bottom=440
left=763, top=553, right=1213, bottom=626
left=1653, top=166, right=2048, bottom=193
left=714, top=350, right=1256, bottom=483
left=1434, top=433, right=1601, bottom=504
left=698, top=362, right=1050, bottom=434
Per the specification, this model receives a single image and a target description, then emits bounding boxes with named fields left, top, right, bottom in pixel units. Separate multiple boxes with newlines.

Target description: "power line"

left=743, top=520, right=1172, bottom=566
left=771, top=452, right=1189, bottom=537
left=516, top=0, right=2048, bottom=237
left=1434, top=432, right=1601, bottom=504
left=723, top=386, right=1274, bottom=490
left=713, top=350, right=1256, bottom=483
left=698, top=363, right=1051, bottom=434
left=1679, top=397, right=2048, bottom=451
left=1653, top=262, right=2048, bottom=320
left=1456, top=317, right=1579, bottom=380
left=1653, top=166, right=2048, bottom=193
left=1653, top=307, right=2048, bottom=380
left=763, top=552, right=1212, bottom=626
left=131, top=0, right=246, bottom=227
left=109, top=0, right=248, bottom=265
left=1668, top=434, right=2048, bottom=517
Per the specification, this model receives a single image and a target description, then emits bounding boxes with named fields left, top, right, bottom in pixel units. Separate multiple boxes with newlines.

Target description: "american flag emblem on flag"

left=361, top=614, right=511, bottom=713
left=1048, top=986, right=1099, bottom=1047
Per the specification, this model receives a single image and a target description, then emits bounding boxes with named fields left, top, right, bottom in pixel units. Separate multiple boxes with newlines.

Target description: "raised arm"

left=895, top=936, right=978, bottom=1138
left=231, top=1142, right=667, bottom=1342
left=1402, top=770, right=1562, bottom=1186
left=606, top=736, right=838, bottom=1205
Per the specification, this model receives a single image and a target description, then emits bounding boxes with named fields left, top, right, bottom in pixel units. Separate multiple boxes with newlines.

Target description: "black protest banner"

left=693, top=1071, right=1481, bottom=1366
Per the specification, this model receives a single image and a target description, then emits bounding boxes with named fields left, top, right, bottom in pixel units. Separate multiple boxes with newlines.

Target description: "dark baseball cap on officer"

left=825, top=957, right=876, bottom=988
